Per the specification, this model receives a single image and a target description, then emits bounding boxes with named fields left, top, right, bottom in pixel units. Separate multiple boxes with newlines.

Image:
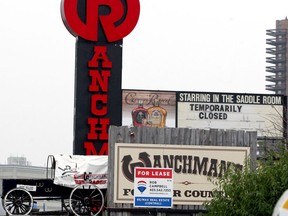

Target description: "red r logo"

left=61, top=0, right=140, bottom=42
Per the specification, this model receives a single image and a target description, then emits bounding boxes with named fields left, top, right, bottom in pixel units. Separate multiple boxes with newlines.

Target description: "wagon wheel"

left=69, top=184, right=104, bottom=216
left=3, top=188, right=33, bottom=215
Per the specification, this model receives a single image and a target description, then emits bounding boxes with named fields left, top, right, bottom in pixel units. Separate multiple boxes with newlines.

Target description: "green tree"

left=203, top=146, right=288, bottom=216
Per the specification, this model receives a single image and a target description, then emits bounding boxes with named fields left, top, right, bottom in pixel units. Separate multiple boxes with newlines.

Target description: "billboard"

left=177, top=92, right=285, bottom=137
left=122, top=90, right=176, bottom=128
left=114, top=143, right=249, bottom=205
left=122, top=90, right=285, bottom=137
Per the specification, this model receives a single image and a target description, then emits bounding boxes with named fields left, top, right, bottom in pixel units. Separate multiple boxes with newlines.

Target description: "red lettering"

left=61, top=0, right=98, bottom=41
left=76, top=44, right=114, bottom=156
left=89, top=70, right=110, bottom=92
left=91, top=94, right=107, bottom=116
left=99, top=0, right=140, bottom=42
left=84, top=142, right=108, bottom=155
left=88, top=46, right=112, bottom=68
left=61, top=0, right=140, bottom=42
left=87, top=118, right=109, bottom=140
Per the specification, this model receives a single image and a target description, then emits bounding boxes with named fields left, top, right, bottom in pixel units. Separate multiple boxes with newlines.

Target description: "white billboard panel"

left=177, top=92, right=284, bottom=137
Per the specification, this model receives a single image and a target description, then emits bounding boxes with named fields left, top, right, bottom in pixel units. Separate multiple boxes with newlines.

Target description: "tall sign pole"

left=60, top=0, right=140, bottom=155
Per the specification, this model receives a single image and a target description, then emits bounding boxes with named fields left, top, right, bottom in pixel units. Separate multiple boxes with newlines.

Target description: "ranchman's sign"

left=61, top=0, right=140, bottom=155
left=114, top=143, right=250, bottom=205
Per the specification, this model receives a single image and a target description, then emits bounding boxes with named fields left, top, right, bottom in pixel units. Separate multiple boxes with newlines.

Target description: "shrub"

left=203, top=147, right=288, bottom=216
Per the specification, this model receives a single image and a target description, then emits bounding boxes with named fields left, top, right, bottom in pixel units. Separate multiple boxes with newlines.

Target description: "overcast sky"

left=0, top=0, right=287, bottom=166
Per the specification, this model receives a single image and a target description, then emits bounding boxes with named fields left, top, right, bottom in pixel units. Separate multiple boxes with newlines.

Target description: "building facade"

left=266, top=18, right=288, bottom=95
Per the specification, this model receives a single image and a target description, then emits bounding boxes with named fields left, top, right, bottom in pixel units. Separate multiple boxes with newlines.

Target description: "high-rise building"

left=266, top=18, right=288, bottom=95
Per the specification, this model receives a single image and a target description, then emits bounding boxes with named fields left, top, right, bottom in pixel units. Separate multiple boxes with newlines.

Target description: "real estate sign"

left=134, top=167, right=173, bottom=208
